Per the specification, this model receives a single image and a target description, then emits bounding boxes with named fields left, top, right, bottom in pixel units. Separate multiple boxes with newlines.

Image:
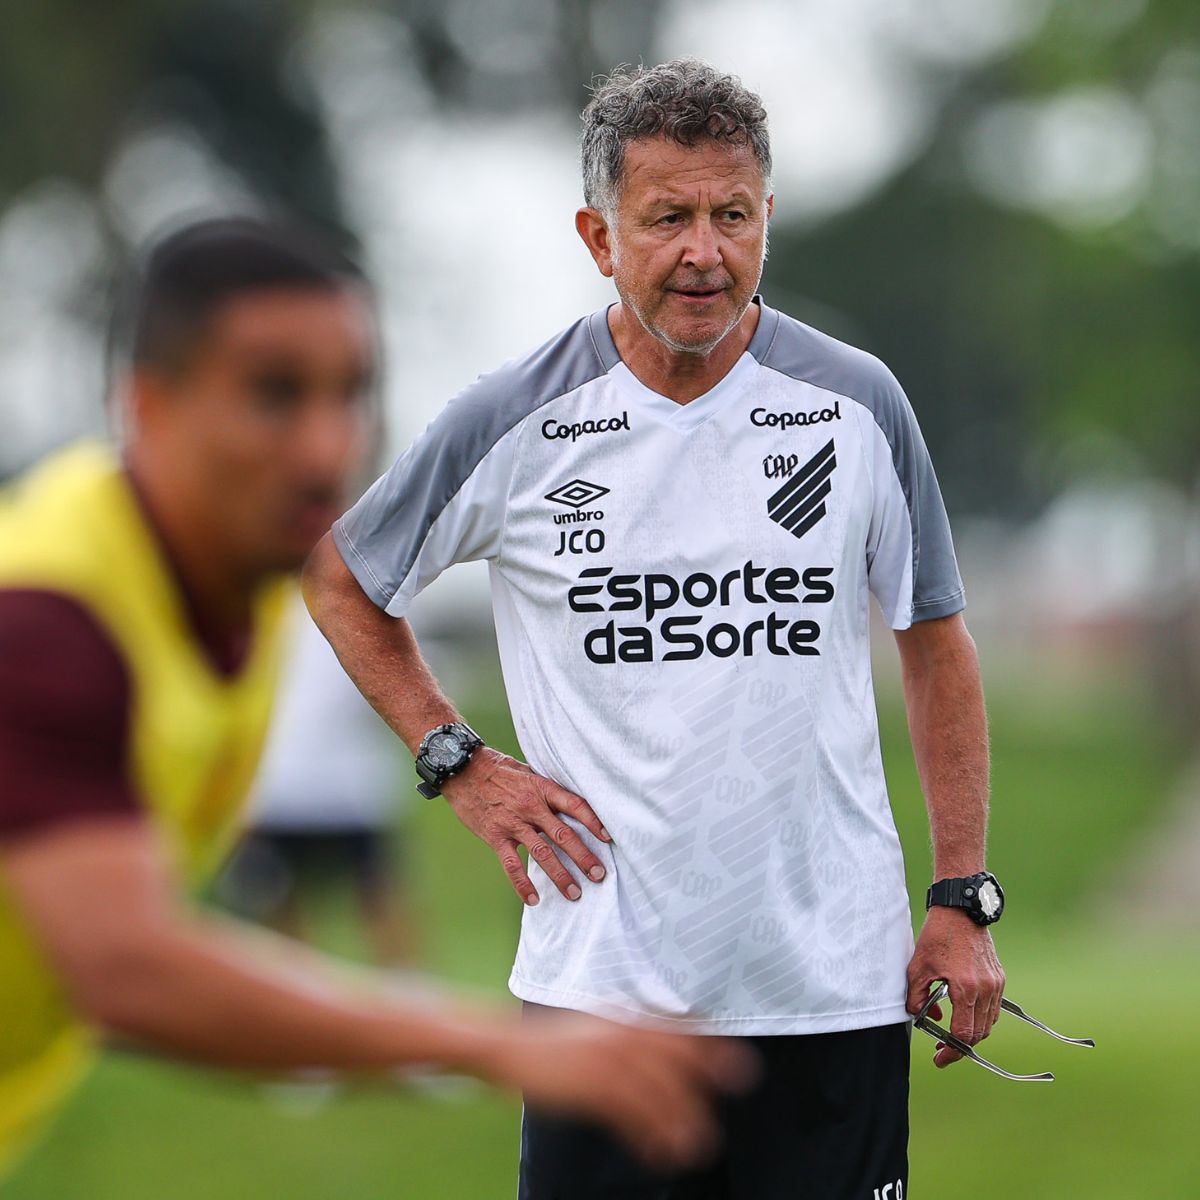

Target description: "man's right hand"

left=485, top=1010, right=756, bottom=1169
left=441, top=747, right=611, bottom=905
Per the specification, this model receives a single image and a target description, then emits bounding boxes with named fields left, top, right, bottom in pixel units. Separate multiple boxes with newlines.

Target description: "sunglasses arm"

left=912, top=1015, right=1055, bottom=1082
left=999, top=997, right=1096, bottom=1048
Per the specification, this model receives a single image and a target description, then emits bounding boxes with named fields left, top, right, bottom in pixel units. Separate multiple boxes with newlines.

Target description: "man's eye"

left=250, top=374, right=306, bottom=411
left=722, top=210, right=747, bottom=222
left=340, top=375, right=372, bottom=406
left=658, top=213, right=683, bottom=226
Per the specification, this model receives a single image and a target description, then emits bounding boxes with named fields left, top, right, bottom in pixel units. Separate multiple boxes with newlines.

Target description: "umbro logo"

left=766, top=439, right=835, bottom=540
left=545, top=479, right=610, bottom=509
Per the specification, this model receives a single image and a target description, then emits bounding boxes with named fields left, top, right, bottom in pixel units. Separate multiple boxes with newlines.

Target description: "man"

left=0, top=218, right=747, bottom=1180
left=304, top=59, right=1006, bottom=1199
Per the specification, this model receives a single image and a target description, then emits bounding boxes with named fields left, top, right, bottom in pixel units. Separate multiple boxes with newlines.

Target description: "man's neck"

left=123, top=452, right=255, bottom=633
left=608, top=301, right=760, bottom=404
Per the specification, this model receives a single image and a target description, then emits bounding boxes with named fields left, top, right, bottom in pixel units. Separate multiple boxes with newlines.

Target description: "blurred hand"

left=441, top=747, right=610, bottom=905
left=489, top=1011, right=757, bottom=1169
left=906, top=906, right=1005, bottom=1068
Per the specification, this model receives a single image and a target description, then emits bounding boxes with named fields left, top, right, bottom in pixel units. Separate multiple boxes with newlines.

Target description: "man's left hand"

left=905, top=907, right=1005, bottom=1068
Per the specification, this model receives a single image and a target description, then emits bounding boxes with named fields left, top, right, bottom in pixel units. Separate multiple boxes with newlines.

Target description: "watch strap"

left=926, top=877, right=966, bottom=910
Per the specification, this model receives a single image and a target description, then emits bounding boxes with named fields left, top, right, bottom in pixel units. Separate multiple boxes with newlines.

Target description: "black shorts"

left=518, top=1020, right=910, bottom=1200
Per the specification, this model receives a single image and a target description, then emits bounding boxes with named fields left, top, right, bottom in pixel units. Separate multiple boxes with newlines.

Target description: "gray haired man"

left=305, top=59, right=1005, bottom=1198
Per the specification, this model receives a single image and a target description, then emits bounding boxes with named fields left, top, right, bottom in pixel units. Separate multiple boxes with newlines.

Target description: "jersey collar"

left=588, top=297, right=778, bottom=433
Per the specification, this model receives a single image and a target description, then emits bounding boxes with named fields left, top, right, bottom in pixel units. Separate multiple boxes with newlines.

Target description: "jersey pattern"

left=335, top=300, right=965, bottom=1034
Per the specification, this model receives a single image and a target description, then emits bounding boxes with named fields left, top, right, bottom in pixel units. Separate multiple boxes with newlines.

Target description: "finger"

left=947, top=983, right=980, bottom=1045
left=494, top=838, right=539, bottom=906
left=634, top=1031, right=758, bottom=1096
left=934, top=1041, right=965, bottom=1068
left=928, top=1002, right=943, bottom=1022
left=539, top=817, right=607, bottom=883
left=694, top=1036, right=760, bottom=1094
left=521, top=826, right=583, bottom=902
left=617, top=1054, right=721, bottom=1170
left=906, top=973, right=936, bottom=1017
left=544, top=782, right=612, bottom=843
left=985, top=970, right=1004, bottom=1036
left=593, top=1056, right=697, bottom=1168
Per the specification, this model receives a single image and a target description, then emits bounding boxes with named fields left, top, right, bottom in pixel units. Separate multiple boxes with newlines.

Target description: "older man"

left=305, top=59, right=1005, bottom=1199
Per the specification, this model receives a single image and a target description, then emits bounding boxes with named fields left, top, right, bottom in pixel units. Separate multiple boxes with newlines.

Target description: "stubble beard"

left=609, top=232, right=766, bottom=357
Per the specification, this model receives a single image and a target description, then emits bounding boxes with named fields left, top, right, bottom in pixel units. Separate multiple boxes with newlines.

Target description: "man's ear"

left=125, top=367, right=176, bottom=439
left=766, top=193, right=774, bottom=220
left=575, top=208, right=616, bottom=278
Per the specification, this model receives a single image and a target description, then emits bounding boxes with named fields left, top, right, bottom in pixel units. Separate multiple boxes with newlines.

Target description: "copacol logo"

left=751, top=400, right=841, bottom=430
left=542, top=411, right=630, bottom=442
left=767, top=439, right=836, bottom=540
left=874, top=1182, right=903, bottom=1200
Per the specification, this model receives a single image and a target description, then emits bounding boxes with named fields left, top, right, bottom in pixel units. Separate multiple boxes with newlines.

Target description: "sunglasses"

left=914, top=982, right=1095, bottom=1082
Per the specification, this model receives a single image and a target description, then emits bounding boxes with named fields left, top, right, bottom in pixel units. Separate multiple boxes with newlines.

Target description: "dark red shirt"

left=0, top=472, right=255, bottom=840
left=0, top=590, right=140, bottom=837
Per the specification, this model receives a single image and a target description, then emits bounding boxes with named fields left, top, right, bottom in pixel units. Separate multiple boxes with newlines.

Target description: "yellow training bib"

left=0, top=442, right=288, bottom=1173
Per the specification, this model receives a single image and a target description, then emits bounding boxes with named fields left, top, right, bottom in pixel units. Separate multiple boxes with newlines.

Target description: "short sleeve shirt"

left=334, top=300, right=965, bottom=1034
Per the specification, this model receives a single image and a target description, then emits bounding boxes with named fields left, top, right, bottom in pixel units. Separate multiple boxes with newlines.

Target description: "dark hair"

left=581, top=59, right=771, bottom=213
left=122, top=217, right=363, bottom=373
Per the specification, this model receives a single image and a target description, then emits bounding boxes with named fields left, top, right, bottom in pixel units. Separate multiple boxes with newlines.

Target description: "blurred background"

left=2, top=0, right=1197, bottom=1195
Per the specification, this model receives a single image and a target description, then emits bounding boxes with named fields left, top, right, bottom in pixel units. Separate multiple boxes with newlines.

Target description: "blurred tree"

left=393, top=0, right=662, bottom=113
left=0, top=0, right=1196, bottom=504
left=766, top=0, right=1200, bottom=514
left=0, top=0, right=345, bottom=239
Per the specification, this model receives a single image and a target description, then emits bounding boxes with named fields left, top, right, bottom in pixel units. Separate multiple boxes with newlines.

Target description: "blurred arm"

left=893, top=612, right=1005, bottom=1064
left=301, top=533, right=610, bottom=905
left=1, top=814, right=505, bottom=1072
left=0, top=813, right=748, bottom=1167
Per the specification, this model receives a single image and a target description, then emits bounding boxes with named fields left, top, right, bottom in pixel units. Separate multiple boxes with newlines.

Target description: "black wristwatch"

left=926, top=871, right=1005, bottom=926
left=414, top=722, right=484, bottom=799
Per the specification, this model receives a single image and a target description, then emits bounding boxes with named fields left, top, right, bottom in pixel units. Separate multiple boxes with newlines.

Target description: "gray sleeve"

left=756, top=308, right=964, bottom=628
left=861, top=371, right=965, bottom=628
left=332, top=410, right=518, bottom=617
left=330, top=313, right=610, bottom=616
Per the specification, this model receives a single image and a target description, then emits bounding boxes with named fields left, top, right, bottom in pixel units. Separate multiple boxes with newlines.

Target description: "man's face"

left=140, top=286, right=374, bottom=576
left=602, top=137, right=772, bottom=354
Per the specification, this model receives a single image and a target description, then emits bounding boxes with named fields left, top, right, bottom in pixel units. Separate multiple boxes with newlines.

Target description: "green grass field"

left=6, top=673, right=1196, bottom=1199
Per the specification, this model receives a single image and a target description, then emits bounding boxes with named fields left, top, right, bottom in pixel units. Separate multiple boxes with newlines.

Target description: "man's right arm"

left=0, top=814, right=745, bottom=1167
left=0, top=591, right=748, bottom=1167
left=302, top=533, right=611, bottom=907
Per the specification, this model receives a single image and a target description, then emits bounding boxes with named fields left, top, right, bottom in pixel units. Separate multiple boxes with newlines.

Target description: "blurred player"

left=0, top=218, right=749, bottom=1179
left=221, top=593, right=418, bottom=966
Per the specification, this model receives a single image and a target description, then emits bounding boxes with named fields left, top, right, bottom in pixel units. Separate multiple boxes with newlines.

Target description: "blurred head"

left=119, top=218, right=375, bottom=576
left=577, top=60, right=773, bottom=355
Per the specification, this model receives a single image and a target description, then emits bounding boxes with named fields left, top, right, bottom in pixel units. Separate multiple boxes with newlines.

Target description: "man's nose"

left=294, top=402, right=364, bottom=480
left=680, top=217, right=722, bottom=273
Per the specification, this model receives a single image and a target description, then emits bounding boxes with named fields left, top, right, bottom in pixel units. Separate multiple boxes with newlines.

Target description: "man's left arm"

left=894, top=612, right=1005, bottom=1067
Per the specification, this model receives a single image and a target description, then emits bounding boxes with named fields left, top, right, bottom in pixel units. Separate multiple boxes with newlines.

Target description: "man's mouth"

left=671, top=286, right=726, bottom=301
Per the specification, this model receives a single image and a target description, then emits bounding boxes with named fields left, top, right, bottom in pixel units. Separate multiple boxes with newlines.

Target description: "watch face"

left=426, top=731, right=466, bottom=770
left=977, top=880, right=1003, bottom=919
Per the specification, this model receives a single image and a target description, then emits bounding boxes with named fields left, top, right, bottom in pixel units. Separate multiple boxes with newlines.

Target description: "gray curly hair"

left=581, top=59, right=772, bottom=215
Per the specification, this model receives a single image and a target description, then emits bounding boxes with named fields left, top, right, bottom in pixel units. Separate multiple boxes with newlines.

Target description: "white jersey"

left=334, top=300, right=965, bottom=1034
